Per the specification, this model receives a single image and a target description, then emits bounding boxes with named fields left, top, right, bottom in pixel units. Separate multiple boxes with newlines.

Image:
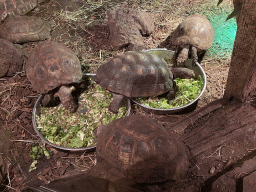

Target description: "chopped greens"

left=138, top=76, right=204, bottom=109
left=36, top=82, right=128, bottom=148
left=29, top=144, right=51, bottom=160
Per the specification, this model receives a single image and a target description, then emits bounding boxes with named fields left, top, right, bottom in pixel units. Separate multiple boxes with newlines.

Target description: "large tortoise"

left=0, top=0, right=47, bottom=21
left=172, top=14, right=215, bottom=65
left=0, top=15, right=51, bottom=43
left=96, top=115, right=190, bottom=183
left=26, top=41, right=82, bottom=112
left=28, top=115, right=191, bottom=191
left=96, top=51, right=194, bottom=113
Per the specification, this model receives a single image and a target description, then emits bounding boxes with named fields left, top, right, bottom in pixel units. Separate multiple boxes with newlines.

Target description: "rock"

left=0, top=38, right=25, bottom=77
left=106, top=5, right=154, bottom=51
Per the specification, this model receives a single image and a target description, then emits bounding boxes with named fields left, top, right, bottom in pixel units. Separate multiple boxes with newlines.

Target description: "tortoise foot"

left=176, top=46, right=190, bottom=66
left=108, top=93, right=124, bottom=114
left=171, top=67, right=196, bottom=79
left=166, top=81, right=177, bottom=100
left=57, top=86, right=77, bottom=113
left=191, top=46, right=198, bottom=65
left=41, top=93, right=54, bottom=106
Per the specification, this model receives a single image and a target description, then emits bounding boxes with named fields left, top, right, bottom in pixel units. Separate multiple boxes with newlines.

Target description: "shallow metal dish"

left=32, top=76, right=131, bottom=151
left=132, top=48, right=207, bottom=115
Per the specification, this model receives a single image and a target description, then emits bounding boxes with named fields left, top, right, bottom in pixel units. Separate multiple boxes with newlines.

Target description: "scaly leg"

left=166, top=81, right=177, bottom=100
left=57, top=85, right=77, bottom=112
left=109, top=93, right=124, bottom=114
left=191, top=46, right=198, bottom=65
left=41, top=92, right=54, bottom=106
left=177, top=45, right=190, bottom=66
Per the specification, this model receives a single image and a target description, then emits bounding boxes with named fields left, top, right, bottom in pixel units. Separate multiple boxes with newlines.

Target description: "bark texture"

left=223, top=0, right=256, bottom=102
left=181, top=101, right=256, bottom=191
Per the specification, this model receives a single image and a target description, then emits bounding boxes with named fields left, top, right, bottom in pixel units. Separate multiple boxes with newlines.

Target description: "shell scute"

left=26, top=41, right=82, bottom=94
left=96, top=51, right=174, bottom=98
left=172, top=14, right=214, bottom=50
left=0, top=15, right=51, bottom=43
left=97, top=115, right=190, bottom=183
left=0, top=0, right=38, bottom=20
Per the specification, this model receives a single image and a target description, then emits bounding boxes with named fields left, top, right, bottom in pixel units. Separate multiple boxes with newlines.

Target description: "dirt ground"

left=0, top=0, right=235, bottom=191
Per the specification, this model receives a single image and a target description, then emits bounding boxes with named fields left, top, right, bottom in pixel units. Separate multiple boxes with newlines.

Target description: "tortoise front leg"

left=41, top=92, right=54, bottom=106
left=57, top=85, right=77, bottom=112
left=109, top=93, right=124, bottom=114
left=177, top=45, right=190, bottom=66
left=191, top=46, right=198, bottom=65
left=170, top=67, right=195, bottom=79
left=166, top=81, right=177, bottom=100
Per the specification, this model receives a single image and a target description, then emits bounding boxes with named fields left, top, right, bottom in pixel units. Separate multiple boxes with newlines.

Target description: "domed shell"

left=0, top=16, right=51, bottom=44
left=26, top=41, right=82, bottom=94
left=97, top=115, right=190, bottom=183
left=0, top=0, right=37, bottom=21
left=172, top=14, right=215, bottom=50
left=96, top=51, right=174, bottom=98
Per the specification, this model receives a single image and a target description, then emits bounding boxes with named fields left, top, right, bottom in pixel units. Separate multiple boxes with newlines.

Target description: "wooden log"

left=223, top=0, right=256, bottom=102
left=180, top=100, right=256, bottom=190
left=166, top=99, right=223, bottom=135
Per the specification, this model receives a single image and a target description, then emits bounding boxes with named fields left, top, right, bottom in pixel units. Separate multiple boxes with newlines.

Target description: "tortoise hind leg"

left=57, top=85, right=77, bottom=112
left=109, top=93, right=124, bottom=114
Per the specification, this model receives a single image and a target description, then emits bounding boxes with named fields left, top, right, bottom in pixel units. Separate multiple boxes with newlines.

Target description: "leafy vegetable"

left=36, top=82, right=128, bottom=148
left=138, top=76, right=204, bottom=109
left=29, top=144, right=51, bottom=160
left=29, top=160, right=38, bottom=172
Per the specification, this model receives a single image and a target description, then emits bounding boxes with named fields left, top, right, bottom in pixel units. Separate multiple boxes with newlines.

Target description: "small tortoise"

left=0, top=15, right=51, bottom=44
left=96, top=115, right=190, bottom=183
left=0, top=0, right=47, bottom=21
left=0, top=38, right=25, bottom=77
left=26, top=41, right=82, bottom=112
left=96, top=51, right=194, bottom=113
left=172, top=14, right=215, bottom=65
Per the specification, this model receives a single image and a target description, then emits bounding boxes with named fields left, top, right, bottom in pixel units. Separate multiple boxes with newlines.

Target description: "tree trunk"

left=223, top=0, right=256, bottom=102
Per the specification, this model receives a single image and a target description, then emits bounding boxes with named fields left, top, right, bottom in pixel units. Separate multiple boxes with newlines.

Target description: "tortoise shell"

left=96, top=115, right=190, bottom=183
left=96, top=51, right=174, bottom=98
left=0, top=15, right=51, bottom=43
left=26, top=41, right=82, bottom=94
left=172, top=14, right=214, bottom=50
left=0, top=38, right=24, bottom=77
left=0, top=0, right=37, bottom=21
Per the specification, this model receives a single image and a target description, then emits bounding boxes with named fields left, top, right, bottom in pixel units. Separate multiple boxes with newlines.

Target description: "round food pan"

left=132, top=48, right=207, bottom=115
left=32, top=84, right=131, bottom=152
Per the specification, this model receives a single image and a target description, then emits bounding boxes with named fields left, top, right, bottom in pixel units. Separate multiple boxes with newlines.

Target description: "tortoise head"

left=94, top=124, right=105, bottom=137
left=0, top=9, right=7, bottom=21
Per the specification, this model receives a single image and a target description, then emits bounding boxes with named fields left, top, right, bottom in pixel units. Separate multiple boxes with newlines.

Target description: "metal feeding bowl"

left=132, top=48, right=207, bottom=115
left=32, top=79, right=131, bottom=151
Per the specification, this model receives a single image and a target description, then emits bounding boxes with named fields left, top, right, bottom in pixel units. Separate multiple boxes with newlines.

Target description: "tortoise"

left=0, top=0, right=48, bottom=21
left=28, top=115, right=190, bottom=190
left=96, top=51, right=195, bottom=113
left=0, top=38, right=25, bottom=77
left=0, top=15, right=51, bottom=44
left=96, top=115, right=190, bottom=183
left=171, top=14, right=215, bottom=65
left=26, top=41, right=82, bottom=112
